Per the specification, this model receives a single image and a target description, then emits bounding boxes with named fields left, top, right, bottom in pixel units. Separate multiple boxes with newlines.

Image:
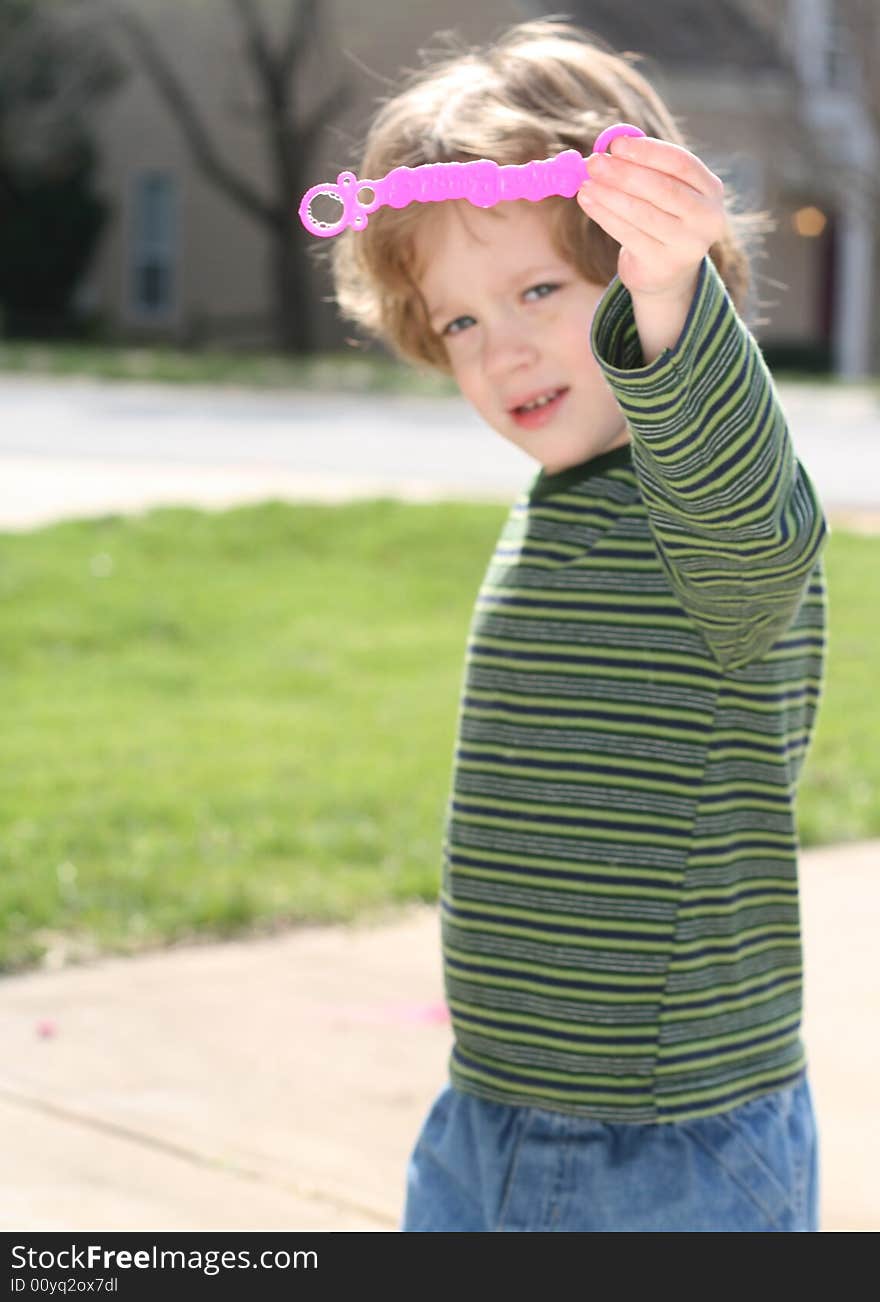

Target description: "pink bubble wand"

left=298, top=123, right=645, bottom=239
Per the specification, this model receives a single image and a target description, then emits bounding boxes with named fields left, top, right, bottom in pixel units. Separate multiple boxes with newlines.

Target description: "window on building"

left=130, top=171, right=177, bottom=318
left=823, top=0, right=855, bottom=89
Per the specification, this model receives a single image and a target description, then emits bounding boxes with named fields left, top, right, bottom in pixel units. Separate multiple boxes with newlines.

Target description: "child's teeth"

left=523, top=390, right=558, bottom=411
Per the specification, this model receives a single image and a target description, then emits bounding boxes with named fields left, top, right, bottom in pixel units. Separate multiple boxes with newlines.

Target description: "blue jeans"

left=401, top=1070, right=820, bottom=1231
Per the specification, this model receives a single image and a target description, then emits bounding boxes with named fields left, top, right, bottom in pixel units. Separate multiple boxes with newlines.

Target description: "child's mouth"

left=510, top=387, right=569, bottom=429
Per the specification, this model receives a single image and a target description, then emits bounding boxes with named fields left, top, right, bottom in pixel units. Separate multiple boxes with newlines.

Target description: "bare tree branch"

left=109, top=0, right=277, bottom=226
left=85, top=0, right=355, bottom=352
left=300, top=78, right=353, bottom=149
left=228, top=0, right=285, bottom=112
left=281, top=0, right=318, bottom=82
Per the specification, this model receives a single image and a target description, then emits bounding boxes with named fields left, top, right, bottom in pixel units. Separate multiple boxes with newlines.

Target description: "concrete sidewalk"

left=1, top=840, right=877, bottom=1233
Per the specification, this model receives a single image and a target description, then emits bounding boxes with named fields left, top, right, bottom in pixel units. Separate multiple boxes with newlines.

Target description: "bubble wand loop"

left=298, top=123, right=645, bottom=239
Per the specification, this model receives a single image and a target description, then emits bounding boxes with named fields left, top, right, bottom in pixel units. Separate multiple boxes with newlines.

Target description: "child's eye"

left=524, top=282, right=560, bottom=301
left=440, top=284, right=561, bottom=338
left=442, top=315, right=475, bottom=337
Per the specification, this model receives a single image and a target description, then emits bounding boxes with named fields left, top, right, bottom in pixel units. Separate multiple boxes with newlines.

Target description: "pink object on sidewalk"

left=313, top=999, right=451, bottom=1027
left=298, top=122, right=646, bottom=238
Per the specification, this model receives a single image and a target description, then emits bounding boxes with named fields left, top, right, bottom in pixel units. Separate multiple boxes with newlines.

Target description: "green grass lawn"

left=0, top=341, right=458, bottom=396
left=0, top=503, right=876, bottom=973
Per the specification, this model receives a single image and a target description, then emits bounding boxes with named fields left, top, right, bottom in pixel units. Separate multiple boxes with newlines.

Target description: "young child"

left=330, top=19, right=828, bottom=1232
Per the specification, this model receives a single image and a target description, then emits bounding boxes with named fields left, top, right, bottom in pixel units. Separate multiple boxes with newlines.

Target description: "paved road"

left=0, top=375, right=878, bottom=529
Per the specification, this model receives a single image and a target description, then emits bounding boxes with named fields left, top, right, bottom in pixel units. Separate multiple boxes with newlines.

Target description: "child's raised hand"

left=577, top=135, right=726, bottom=303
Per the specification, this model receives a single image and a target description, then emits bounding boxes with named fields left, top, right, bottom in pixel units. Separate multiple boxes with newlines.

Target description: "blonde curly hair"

left=326, top=19, right=771, bottom=374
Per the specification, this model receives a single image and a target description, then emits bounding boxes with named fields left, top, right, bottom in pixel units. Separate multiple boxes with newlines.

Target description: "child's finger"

left=583, top=177, right=685, bottom=242
left=587, top=153, right=707, bottom=217
left=577, top=188, right=665, bottom=261
left=607, top=135, right=723, bottom=200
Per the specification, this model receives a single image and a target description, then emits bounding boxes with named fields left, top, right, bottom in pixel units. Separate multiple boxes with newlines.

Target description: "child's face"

left=415, top=201, right=630, bottom=473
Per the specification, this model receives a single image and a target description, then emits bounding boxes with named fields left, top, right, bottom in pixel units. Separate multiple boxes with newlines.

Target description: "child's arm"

left=580, top=138, right=828, bottom=671
left=591, top=255, right=827, bottom=670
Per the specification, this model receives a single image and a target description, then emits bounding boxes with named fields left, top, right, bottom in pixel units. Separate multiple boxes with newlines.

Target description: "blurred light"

left=792, top=206, right=828, bottom=237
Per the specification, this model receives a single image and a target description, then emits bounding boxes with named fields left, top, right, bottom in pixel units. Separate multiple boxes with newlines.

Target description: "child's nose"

left=482, top=318, right=539, bottom=377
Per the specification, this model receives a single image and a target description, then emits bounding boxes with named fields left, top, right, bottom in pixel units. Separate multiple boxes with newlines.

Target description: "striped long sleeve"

left=438, top=252, right=828, bottom=1125
left=590, top=255, right=828, bottom=670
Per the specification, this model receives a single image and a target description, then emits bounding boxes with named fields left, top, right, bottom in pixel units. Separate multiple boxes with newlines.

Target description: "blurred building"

left=76, top=0, right=878, bottom=376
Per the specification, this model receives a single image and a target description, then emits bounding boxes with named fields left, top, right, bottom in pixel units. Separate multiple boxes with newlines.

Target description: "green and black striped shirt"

left=440, top=254, right=828, bottom=1124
